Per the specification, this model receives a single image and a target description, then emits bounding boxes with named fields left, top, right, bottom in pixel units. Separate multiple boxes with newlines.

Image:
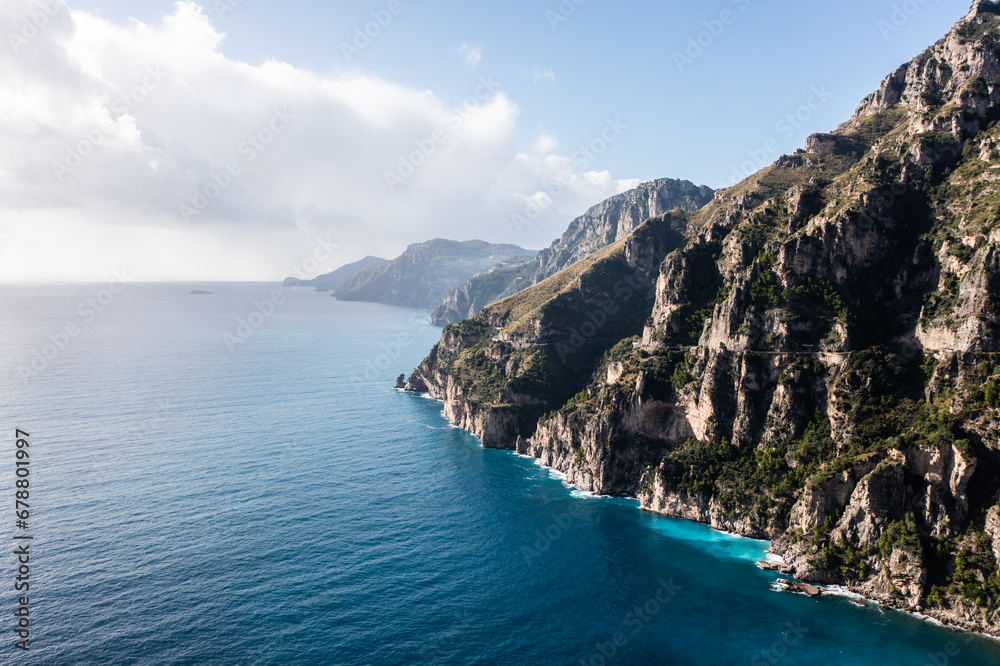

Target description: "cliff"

left=408, top=213, right=691, bottom=446
left=407, top=1, right=1000, bottom=637
left=430, top=179, right=714, bottom=325
left=334, top=240, right=535, bottom=309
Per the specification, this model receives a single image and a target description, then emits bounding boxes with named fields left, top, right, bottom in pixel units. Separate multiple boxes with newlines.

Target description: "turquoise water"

left=1, top=283, right=999, bottom=665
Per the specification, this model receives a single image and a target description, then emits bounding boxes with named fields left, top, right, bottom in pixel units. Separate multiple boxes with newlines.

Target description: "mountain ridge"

left=430, top=178, right=714, bottom=325
left=406, top=0, right=1000, bottom=637
left=334, top=239, right=535, bottom=309
left=283, top=255, right=388, bottom=291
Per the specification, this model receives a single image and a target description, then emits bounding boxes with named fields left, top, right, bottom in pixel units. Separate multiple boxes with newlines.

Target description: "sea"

left=1, top=282, right=999, bottom=665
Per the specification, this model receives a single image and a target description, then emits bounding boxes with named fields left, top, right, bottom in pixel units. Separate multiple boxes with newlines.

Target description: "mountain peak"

left=851, top=2, right=999, bottom=125
left=966, top=0, right=1000, bottom=20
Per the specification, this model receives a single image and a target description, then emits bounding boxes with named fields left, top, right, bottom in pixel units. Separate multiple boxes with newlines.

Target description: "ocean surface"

left=1, top=282, right=999, bottom=665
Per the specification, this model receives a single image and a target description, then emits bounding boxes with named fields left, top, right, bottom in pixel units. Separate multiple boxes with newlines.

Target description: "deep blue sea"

left=1, top=283, right=999, bottom=665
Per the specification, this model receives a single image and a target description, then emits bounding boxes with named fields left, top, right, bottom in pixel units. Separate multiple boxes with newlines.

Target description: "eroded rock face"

left=986, top=506, right=1000, bottom=562
left=854, top=2, right=1000, bottom=123
left=405, top=1, right=1000, bottom=637
left=908, top=444, right=978, bottom=530
left=804, top=133, right=841, bottom=155
left=641, top=473, right=763, bottom=538
left=867, top=547, right=929, bottom=607
left=832, top=455, right=909, bottom=545
left=534, top=179, right=715, bottom=277
left=788, top=459, right=881, bottom=533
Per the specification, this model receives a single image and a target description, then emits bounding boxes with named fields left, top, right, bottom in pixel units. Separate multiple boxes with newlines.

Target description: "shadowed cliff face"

left=408, top=1, right=1000, bottom=637
left=430, top=179, right=714, bottom=325
left=409, top=213, right=689, bottom=447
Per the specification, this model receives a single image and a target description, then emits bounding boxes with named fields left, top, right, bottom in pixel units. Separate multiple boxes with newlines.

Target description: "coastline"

left=406, top=387, right=1000, bottom=645
left=854, top=592, right=1000, bottom=642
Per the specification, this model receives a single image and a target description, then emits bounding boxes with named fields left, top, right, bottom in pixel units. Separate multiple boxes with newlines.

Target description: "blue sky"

left=76, top=0, right=970, bottom=188
left=0, top=0, right=975, bottom=280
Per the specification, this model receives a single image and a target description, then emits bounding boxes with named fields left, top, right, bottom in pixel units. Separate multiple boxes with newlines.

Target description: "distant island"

left=190, top=290, right=212, bottom=295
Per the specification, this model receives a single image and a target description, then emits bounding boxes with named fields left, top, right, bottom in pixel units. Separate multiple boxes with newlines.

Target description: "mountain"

left=333, top=240, right=536, bottom=309
left=283, top=255, right=388, bottom=291
left=406, top=1, right=1000, bottom=637
left=430, top=179, right=715, bottom=325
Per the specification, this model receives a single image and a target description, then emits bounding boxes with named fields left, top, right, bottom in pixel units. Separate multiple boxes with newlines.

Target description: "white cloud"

left=0, top=2, right=637, bottom=281
left=457, top=42, right=483, bottom=70
left=531, top=134, right=558, bottom=154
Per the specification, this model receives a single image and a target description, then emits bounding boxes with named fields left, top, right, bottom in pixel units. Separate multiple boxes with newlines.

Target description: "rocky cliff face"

left=430, top=179, right=714, bottom=325
left=407, top=1, right=1000, bottom=637
left=409, top=213, right=691, bottom=446
left=534, top=178, right=715, bottom=277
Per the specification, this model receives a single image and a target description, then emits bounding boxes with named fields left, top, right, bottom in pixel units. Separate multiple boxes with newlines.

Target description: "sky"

left=0, top=0, right=975, bottom=281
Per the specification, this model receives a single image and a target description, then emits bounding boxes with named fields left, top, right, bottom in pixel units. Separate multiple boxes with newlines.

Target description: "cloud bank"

left=0, top=1, right=638, bottom=280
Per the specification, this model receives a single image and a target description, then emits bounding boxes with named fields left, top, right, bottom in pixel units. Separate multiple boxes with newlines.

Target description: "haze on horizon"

left=0, top=0, right=971, bottom=282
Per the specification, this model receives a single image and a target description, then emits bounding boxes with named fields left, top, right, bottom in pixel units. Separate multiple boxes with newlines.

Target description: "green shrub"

left=948, top=243, right=974, bottom=263
left=878, top=514, right=922, bottom=560
left=986, top=379, right=1000, bottom=407
left=749, top=271, right=782, bottom=308
left=671, top=364, right=693, bottom=390
left=784, top=279, right=850, bottom=319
